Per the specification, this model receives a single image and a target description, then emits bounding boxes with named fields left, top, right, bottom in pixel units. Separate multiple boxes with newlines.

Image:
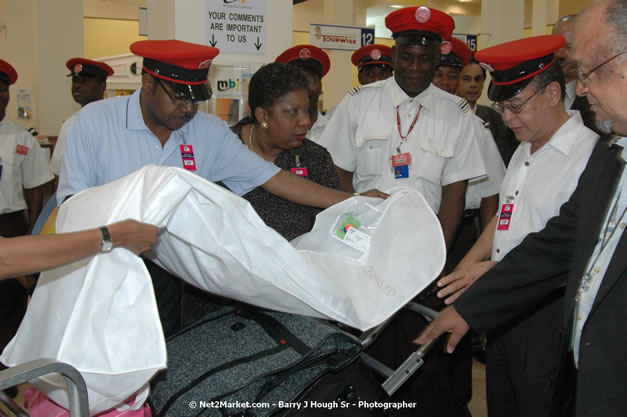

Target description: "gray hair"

left=606, top=0, right=627, bottom=47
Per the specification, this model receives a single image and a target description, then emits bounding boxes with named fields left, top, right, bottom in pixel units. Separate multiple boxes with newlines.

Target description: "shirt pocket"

left=355, top=135, right=390, bottom=177
left=416, top=136, right=454, bottom=185
left=0, top=155, right=22, bottom=185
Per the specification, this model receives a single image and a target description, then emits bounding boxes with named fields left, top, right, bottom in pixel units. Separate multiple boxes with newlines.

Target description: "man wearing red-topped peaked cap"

left=276, top=45, right=330, bottom=144
left=433, top=37, right=472, bottom=95
left=319, top=6, right=487, bottom=417
left=351, top=44, right=393, bottom=85
left=49, top=58, right=115, bottom=177
left=57, top=39, right=385, bottom=340
left=431, top=37, right=505, bottom=287
left=418, top=29, right=610, bottom=415
left=0, top=58, right=54, bottom=389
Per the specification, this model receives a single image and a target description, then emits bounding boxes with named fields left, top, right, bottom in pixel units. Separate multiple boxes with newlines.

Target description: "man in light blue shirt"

left=58, top=40, right=384, bottom=336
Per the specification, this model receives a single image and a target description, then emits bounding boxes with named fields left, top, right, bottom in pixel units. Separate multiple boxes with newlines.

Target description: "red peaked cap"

left=439, top=37, right=472, bottom=68
left=275, top=45, right=331, bottom=78
left=66, top=58, right=114, bottom=78
left=130, top=39, right=220, bottom=102
left=351, top=44, right=393, bottom=69
left=0, top=59, right=18, bottom=85
left=385, top=6, right=455, bottom=46
left=474, top=34, right=565, bottom=101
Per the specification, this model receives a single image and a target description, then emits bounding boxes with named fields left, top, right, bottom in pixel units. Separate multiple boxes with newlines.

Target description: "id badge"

left=392, top=152, right=411, bottom=179
left=497, top=203, right=514, bottom=231
left=180, top=144, right=197, bottom=171
left=291, top=167, right=308, bottom=178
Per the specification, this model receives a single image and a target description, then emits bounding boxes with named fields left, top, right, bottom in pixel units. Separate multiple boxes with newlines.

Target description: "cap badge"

left=415, top=6, right=431, bottom=24
left=479, top=62, right=495, bottom=72
left=299, top=48, right=311, bottom=60
left=370, top=49, right=382, bottom=60
left=198, top=59, right=212, bottom=69
left=73, top=63, right=83, bottom=74
left=440, top=41, right=452, bottom=55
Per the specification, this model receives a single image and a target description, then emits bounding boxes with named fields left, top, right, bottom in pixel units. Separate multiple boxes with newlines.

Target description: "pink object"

left=24, top=386, right=152, bottom=417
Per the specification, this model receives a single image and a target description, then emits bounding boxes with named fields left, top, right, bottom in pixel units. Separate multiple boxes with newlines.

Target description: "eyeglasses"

left=492, top=89, right=538, bottom=115
left=576, top=50, right=626, bottom=86
left=155, top=77, right=201, bottom=106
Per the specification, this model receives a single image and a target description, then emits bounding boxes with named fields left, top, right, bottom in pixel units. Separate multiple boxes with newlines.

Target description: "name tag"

left=392, top=152, right=411, bottom=179
left=180, top=144, right=197, bottom=171
left=497, top=203, right=514, bottom=231
left=291, top=167, right=308, bottom=178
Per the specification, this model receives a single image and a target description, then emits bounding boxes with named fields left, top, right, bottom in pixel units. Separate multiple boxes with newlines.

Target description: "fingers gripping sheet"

left=1, top=166, right=445, bottom=414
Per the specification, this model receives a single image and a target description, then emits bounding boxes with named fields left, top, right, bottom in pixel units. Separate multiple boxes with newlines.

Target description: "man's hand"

left=357, top=189, right=389, bottom=199
left=414, top=306, right=470, bottom=353
left=437, top=260, right=496, bottom=304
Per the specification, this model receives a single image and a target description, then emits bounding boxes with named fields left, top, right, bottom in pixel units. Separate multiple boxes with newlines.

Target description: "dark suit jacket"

left=455, top=140, right=627, bottom=416
left=475, top=104, right=519, bottom=167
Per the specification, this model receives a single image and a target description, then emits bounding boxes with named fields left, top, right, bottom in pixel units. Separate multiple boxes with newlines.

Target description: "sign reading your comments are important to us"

left=206, top=0, right=267, bottom=55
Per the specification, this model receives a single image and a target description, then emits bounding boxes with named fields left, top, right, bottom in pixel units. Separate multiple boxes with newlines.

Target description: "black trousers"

left=486, top=292, right=564, bottom=417
left=143, top=258, right=183, bottom=338
left=365, top=294, right=472, bottom=417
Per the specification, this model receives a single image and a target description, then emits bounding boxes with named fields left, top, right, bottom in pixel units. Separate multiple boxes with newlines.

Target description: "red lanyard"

left=396, top=104, right=422, bottom=140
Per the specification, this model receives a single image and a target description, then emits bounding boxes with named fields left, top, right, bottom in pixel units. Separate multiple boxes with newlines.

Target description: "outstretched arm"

left=0, top=219, right=159, bottom=279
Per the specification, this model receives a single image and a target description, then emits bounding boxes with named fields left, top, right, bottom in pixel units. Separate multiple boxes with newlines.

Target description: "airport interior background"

left=0, top=1, right=591, bottom=416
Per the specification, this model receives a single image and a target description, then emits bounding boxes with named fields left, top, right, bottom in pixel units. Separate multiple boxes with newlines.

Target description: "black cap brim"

left=487, top=78, right=533, bottom=102
left=394, top=30, right=442, bottom=47
left=170, top=81, right=212, bottom=102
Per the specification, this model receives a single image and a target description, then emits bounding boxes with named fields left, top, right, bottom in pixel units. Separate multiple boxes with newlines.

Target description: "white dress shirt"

left=492, top=111, right=598, bottom=261
left=319, top=78, right=486, bottom=213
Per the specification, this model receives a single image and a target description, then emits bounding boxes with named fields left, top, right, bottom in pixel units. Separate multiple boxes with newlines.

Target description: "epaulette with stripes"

left=457, top=97, right=471, bottom=113
left=482, top=120, right=491, bottom=129
left=348, top=85, right=362, bottom=96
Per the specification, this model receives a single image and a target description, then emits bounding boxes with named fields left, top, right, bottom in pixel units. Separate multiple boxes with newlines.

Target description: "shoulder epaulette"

left=456, top=97, right=471, bottom=113
left=348, top=85, right=362, bottom=96
left=482, top=120, right=491, bottom=129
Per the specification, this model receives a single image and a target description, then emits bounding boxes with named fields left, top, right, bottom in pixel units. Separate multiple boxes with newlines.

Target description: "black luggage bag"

left=149, top=305, right=393, bottom=417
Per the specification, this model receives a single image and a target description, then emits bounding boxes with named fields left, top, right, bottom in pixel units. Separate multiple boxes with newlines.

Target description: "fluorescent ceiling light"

left=389, top=4, right=404, bottom=9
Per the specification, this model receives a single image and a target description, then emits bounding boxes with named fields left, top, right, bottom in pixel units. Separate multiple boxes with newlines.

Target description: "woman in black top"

left=231, top=63, right=340, bottom=241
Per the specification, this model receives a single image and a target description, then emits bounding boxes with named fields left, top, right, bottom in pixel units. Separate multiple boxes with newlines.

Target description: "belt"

left=462, top=209, right=480, bottom=224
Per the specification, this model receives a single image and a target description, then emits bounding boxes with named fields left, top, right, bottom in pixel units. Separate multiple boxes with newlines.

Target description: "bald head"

left=572, top=0, right=627, bottom=135
left=552, top=15, right=577, bottom=82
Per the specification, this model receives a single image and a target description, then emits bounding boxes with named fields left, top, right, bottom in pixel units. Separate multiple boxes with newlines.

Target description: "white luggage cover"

left=1, top=165, right=444, bottom=414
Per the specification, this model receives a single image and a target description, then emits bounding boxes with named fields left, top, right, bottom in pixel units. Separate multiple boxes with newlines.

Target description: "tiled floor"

left=469, top=358, right=488, bottom=417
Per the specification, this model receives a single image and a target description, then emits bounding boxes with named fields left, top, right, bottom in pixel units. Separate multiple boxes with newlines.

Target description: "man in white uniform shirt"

left=422, top=34, right=601, bottom=416
left=49, top=58, right=113, bottom=178
left=319, top=6, right=485, bottom=252
left=0, top=59, right=54, bottom=394
left=319, top=7, right=485, bottom=416
left=431, top=36, right=506, bottom=273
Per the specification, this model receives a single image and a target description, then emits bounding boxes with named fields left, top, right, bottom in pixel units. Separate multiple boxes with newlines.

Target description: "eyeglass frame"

left=491, top=88, right=539, bottom=115
left=155, top=77, right=203, bottom=106
left=576, top=50, right=626, bottom=86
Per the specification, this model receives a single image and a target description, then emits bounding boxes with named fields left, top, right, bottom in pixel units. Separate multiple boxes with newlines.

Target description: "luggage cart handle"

left=0, top=359, right=89, bottom=417
left=380, top=336, right=439, bottom=396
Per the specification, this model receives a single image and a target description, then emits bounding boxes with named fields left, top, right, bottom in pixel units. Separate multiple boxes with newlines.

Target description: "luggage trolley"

left=0, top=359, right=89, bottom=417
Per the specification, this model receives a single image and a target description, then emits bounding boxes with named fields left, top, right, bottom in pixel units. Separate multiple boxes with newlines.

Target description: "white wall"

left=2, top=0, right=83, bottom=135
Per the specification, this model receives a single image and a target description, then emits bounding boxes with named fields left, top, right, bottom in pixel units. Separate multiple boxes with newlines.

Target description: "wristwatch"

left=99, top=226, right=114, bottom=253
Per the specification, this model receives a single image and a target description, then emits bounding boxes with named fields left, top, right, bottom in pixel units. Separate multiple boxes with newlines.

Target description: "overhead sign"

left=206, top=0, right=266, bottom=55
left=310, top=23, right=375, bottom=51
left=453, top=34, right=478, bottom=51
